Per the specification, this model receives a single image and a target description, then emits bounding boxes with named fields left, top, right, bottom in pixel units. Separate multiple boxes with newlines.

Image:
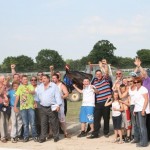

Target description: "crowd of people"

left=0, top=57, right=150, bottom=148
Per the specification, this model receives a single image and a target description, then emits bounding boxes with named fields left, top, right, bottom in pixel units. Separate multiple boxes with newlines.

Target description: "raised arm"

left=73, top=84, right=83, bottom=93
left=11, top=64, right=16, bottom=75
left=49, top=65, right=54, bottom=78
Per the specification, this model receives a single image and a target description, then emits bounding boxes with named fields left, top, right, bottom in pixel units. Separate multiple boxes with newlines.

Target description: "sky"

left=0, top=0, right=150, bottom=63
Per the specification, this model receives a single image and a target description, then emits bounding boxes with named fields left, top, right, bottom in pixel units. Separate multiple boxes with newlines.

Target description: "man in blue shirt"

left=35, top=74, right=62, bottom=143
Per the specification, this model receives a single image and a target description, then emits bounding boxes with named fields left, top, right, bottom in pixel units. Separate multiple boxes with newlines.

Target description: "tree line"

left=0, top=40, right=150, bottom=73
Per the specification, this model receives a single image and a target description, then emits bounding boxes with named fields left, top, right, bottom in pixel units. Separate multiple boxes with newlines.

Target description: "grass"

left=66, top=101, right=82, bottom=123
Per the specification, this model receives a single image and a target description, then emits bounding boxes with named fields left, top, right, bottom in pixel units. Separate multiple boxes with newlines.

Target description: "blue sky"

left=0, top=0, right=150, bottom=63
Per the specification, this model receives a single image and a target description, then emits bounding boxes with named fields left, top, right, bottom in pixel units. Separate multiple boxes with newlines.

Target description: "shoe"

left=38, top=138, right=46, bottom=143
left=104, top=133, right=109, bottom=138
left=23, top=137, right=29, bottom=142
left=130, top=139, right=139, bottom=144
left=77, top=131, right=87, bottom=138
left=1, top=138, right=7, bottom=143
left=125, top=136, right=131, bottom=143
left=17, top=136, right=23, bottom=142
left=54, top=137, right=59, bottom=142
left=11, top=137, right=17, bottom=143
left=33, top=137, right=38, bottom=142
left=87, top=134, right=98, bottom=139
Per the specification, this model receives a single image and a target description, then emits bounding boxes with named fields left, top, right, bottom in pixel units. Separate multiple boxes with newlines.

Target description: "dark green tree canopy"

left=36, top=49, right=65, bottom=71
left=1, top=55, right=34, bottom=72
left=137, top=49, right=150, bottom=67
left=88, top=40, right=116, bottom=64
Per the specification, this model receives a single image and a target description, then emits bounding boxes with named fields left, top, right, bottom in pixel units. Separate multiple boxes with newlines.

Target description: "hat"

left=129, top=72, right=138, bottom=77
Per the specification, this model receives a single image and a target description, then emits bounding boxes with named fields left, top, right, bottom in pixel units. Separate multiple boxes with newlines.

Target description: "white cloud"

left=73, top=14, right=150, bottom=38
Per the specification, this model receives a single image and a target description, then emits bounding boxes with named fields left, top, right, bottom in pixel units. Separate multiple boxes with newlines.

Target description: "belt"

left=40, top=105, right=51, bottom=108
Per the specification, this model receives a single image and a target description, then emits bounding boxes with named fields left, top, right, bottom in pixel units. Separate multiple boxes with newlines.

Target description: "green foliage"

left=137, top=49, right=150, bottom=67
left=1, top=55, right=34, bottom=72
left=36, top=49, right=65, bottom=71
left=88, top=40, right=116, bottom=64
left=115, top=56, right=134, bottom=69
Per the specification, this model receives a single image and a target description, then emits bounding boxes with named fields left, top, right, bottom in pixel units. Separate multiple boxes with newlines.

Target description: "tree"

left=115, top=56, right=134, bottom=69
left=1, top=56, right=17, bottom=72
left=65, top=59, right=81, bottom=70
left=16, top=55, right=34, bottom=72
left=1, top=55, right=34, bottom=72
left=136, top=49, right=150, bottom=67
left=88, top=40, right=116, bottom=64
left=36, top=49, right=65, bottom=71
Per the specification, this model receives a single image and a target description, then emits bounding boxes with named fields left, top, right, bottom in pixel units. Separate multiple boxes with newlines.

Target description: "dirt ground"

left=0, top=122, right=149, bottom=150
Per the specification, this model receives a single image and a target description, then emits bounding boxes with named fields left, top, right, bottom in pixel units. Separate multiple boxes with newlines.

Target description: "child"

left=73, top=78, right=98, bottom=137
left=105, top=91, right=123, bottom=143
left=118, top=84, right=131, bottom=142
left=8, top=81, right=23, bottom=143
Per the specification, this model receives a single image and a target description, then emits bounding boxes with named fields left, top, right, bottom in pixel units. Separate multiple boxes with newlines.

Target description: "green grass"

left=66, top=101, right=82, bottom=123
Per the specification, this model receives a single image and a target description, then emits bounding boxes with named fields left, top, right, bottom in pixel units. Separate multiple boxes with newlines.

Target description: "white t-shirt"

left=134, top=86, right=150, bottom=114
left=112, top=101, right=121, bottom=117
left=82, top=85, right=95, bottom=107
left=128, top=87, right=137, bottom=105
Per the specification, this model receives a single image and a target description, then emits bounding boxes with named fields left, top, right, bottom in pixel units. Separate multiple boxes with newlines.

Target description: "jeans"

left=130, top=105, right=139, bottom=139
left=135, top=112, right=148, bottom=146
left=20, top=108, right=37, bottom=138
left=11, top=107, right=23, bottom=138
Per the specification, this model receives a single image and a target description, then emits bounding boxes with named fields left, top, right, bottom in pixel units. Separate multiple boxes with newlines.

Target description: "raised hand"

left=11, top=64, right=16, bottom=69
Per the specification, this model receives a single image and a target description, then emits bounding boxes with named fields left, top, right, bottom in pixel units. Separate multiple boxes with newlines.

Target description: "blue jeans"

left=135, top=112, right=148, bottom=146
left=130, top=105, right=139, bottom=138
left=21, top=109, right=37, bottom=138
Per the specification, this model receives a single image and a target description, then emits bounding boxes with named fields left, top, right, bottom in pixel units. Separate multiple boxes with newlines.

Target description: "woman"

left=133, top=77, right=150, bottom=147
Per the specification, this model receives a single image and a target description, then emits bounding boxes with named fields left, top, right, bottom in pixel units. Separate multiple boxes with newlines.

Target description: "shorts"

left=58, top=105, right=65, bottom=123
left=121, top=110, right=132, bottom=129
left=112, top=115, right=122, bottom=130
left=79, top=106, right=94, bottom=123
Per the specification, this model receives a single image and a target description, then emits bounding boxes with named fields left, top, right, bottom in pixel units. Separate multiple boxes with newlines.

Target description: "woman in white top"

left=133, top=77, right=150, bottom=147
left=128, top=77, right=137, bottom=141
left=105, top=91, right=123, bottom=144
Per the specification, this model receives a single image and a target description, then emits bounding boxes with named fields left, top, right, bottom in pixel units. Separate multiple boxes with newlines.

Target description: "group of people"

left=75, top=58, right=150, bottom=147
left=0, top=57, right=150, bottom=148
left=0, top=65, right=70, bottom=144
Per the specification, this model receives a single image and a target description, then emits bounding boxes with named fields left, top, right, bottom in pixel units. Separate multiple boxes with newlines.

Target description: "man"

left=14, top=75, right=38, bottom=142
left=88, top=70, right=112, bottom=138
left=52, top=73, right=70, bottom=138
left=35, top=74, right=62, bottom=143
left=37, top=72, right=44, bottom=85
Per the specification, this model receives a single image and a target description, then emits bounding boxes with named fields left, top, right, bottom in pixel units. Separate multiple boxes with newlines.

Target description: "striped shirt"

left=92, top=77, right=112, bottom=103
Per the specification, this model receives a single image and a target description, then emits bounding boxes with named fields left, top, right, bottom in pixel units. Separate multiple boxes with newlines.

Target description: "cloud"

left=73, top=14, right=150, bottom=38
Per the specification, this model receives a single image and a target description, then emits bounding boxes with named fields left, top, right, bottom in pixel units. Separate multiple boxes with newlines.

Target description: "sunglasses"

left=128, top=80, right=133, bottom=82
left=116, top=73, right=122, bottom=75
left=31, top=79, right=37, bottom=81
left=134, top=81, right=140, bottom=84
